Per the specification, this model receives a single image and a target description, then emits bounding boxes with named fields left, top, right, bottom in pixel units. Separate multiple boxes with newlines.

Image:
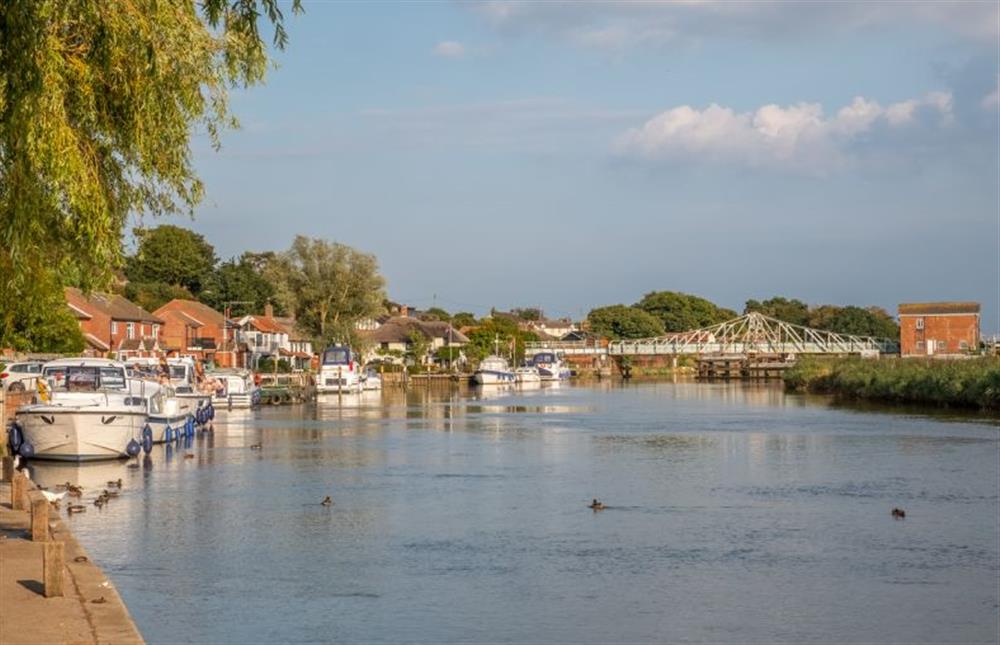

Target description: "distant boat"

left=361, top=367, right=382, bottom=391
left=531, top=351, right=571, bottom=381
left=473, top=356, right=515, bottom=385
left=207, top=369, right=259, bottom=409
left=515, top=366, right=541, bottom=384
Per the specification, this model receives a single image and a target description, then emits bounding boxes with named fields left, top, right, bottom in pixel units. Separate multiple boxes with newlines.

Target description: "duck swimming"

left=588, top=498, right=605, bottom=511
left=891, top=507, right=906, bottom=519
left=321, top=496, right=333, bottom=507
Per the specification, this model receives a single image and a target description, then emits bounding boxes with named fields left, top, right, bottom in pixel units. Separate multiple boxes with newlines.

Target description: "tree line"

left=587, top=293, right=899, bottom=340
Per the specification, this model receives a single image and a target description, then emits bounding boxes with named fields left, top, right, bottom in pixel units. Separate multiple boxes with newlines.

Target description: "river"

left=28, top=382, right=1000, bottom=644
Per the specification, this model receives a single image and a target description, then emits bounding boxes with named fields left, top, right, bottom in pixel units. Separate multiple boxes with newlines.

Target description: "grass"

left=784, top=356, right=1000, bottom=410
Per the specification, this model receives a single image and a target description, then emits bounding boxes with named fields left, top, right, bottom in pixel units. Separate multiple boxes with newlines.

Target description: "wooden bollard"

left=11, top=471, right=28, bottom=511
left=1, top=455, right=13, bottom=482
left=30, top=492, right=49, bottom=541
left=43, top=541, right=64, bottom=598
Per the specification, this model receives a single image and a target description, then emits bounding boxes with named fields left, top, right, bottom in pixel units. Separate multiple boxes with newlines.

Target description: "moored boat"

left=207, top=369, right=259, bottom=409
left=316, top=345, right=362, bottom=394
left=530, top=351, right=571, bottom=381
left=515, top=366, right=541, bottom=384
left=473, top=356, right=515, bottom=385
left=11, top=358, right=146, bottom=462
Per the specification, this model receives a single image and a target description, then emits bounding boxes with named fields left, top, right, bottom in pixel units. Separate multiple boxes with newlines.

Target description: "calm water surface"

left=30, top=382, right=1000, bottom=644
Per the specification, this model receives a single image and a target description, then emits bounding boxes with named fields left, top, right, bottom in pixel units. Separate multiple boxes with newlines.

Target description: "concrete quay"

left=0, top=478, right=143, bottom=645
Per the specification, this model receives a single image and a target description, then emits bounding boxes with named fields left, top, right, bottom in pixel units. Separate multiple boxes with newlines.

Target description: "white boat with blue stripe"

left=473, top=356, right=515, bottom=385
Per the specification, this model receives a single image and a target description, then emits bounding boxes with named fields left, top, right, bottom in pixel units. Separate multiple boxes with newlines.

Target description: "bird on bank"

left=891, top=507, right=906, bottom=519
left=588, top=499, right=605, bottom=511
left=321, top=496, right=333, bottom=507
left=40, top=490, right=67, bottom=504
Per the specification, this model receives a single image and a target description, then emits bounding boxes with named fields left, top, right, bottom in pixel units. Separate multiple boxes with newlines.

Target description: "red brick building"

left=154, top=299, right=242, bottom=367
left=898, top=302, right=980, bottom=357
left=64, top=287, right=163, bottom=358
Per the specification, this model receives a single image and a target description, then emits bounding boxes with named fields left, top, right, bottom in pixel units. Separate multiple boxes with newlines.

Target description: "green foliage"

left=257, top=357, right=291, bottom=373
left=0, top=1, right=298, bottom=349
left=744, top=297, right=810, bottom=326
left=587, top=305, right=664, bottom=339
left=266, top=236, right=386, bottom=347
left=512, top=307, right=542, bottom=321
left=785, top=356, right=1000, bottom=410
left=422, top=307, right=451, bottom=322
left=200, top=252, right=280, bottom=317
left=451, top=312, right=477, bottom=328
left=405, top=329, right=431, bottom=365
left=465, top=318, right=526, bottom=363
left=809, top=305, right=899, bottom=340
left=2, top=273, right=84, bottom=353
left=636, top=291, right=737, bottom=332
left=126, top=225, right=217, bottom=295
left=124, top=281, right=195, bottom=313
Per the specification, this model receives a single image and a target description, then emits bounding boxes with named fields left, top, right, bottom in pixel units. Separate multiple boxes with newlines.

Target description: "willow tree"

left=267, top=236, right=386, bottom=348
left=0, top=0, right=299, bottom=349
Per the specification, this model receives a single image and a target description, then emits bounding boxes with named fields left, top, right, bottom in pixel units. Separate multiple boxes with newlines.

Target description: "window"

left=127, top=322, right=135, bottom=339
left=959, top=340, right=969, bottom=350
left=915, top=318, right=924, bottom=330
left=153, top=325, right=159, bottom=337
left=937, top=340, right=948, bottom=351
left=916, top=340, right=925, bottom=350
left=111, top=321, right=118, bottom=335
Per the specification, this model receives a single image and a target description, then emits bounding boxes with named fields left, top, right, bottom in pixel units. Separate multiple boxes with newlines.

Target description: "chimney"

left=401, top=305, right=408, bottom=318
left=265, top=302, right=273, bottom=319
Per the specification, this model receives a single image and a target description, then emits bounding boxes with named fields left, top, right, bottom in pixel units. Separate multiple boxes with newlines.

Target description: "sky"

left=153, top=1, right=999, bottom=331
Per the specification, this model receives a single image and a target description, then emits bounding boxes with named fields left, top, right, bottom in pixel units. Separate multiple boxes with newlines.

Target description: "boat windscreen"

left=169, top=366, right=187, bottom=380
left=44, top=366, right=127, bottom=391
left=322, top=348, right=350, bottom=365
left=533, top=353, right=556, bottom=363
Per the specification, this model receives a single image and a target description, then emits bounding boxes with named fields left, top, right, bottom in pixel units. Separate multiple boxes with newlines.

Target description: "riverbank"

left=784, top=356, right=1000, bottom=410
left=0, top=479, right=143, bottom=644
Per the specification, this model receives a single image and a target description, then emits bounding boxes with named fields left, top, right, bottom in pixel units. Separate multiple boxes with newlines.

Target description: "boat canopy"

left=532, top=352, right=557, bottom=364
left=322, top=347, right=352, bottom=365
left=43, top=364, right=128, bottom=392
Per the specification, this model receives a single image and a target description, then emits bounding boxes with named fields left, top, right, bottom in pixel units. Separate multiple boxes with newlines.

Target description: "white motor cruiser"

left=143, top=381, right=194, bottom=443
left=12, top=358, right=146, bottom=461
left=530, top=351, right=572, bottom=381
left=361, top=367, right=383, bottom=391
left=167, top=358, right=215, bottom=426
left=317, top=345, right=362, bottom=394
left=515, top=366, right=542, bottom=384
left=473, top=356, right=515, bottom=385
left=207, top=369, right=259, bottom=409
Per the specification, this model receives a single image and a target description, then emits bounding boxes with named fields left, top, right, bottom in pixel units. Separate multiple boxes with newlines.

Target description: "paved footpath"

left=0, top=481, right=144, bottom=645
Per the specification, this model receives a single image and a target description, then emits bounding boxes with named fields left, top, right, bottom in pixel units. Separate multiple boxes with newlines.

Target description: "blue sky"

left=156, top=1, right=999, bottom=331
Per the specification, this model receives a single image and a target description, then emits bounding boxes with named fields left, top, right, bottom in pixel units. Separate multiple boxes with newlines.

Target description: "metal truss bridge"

left=607, top=312, right=898, bottom=357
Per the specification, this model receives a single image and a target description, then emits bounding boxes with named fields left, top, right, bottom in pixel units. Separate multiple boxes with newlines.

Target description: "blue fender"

left=18, top=441, right=34, bottom=459
left=8, top=422, right=23, bottom=453
left=142, top=425, right=153, bottom=454
left=125, top=438, right=141, bottom=457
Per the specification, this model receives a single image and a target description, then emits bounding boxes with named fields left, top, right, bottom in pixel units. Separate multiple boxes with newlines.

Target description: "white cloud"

left=982, top=76, right=1000, bottom=110
left=616, top=92, right=953, bottom=172
left=433, top=41, right=466, bottom=58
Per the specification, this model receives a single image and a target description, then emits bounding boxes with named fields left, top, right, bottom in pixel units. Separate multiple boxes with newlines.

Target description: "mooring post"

left=43, top=541, right=64, bottom=598
left=12, top=470, right=28, bottom=510
left=30, top=492, right=49, bottom=541
left=1, top=455, right=13, bottom=482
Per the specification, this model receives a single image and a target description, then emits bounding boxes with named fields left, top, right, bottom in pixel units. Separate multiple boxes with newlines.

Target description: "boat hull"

left=473, top=370, right=515, bottom=385
left=16, top=407, right=146, bottom=462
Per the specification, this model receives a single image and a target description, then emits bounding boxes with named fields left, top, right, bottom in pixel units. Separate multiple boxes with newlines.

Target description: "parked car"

left=1, top=361, right=44, bottom=392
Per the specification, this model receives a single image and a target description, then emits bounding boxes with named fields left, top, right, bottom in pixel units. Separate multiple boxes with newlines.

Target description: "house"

left=273, top=315, right=314, bottom=371
left=364, top=317, right=469, bottom=365
left=154, top=299, right=241, bottom=367
left=898, top=302, right=980, bottom=357
left=528, top=318, right=578, bottom=339
left=65, top=287, right=163, bottom=359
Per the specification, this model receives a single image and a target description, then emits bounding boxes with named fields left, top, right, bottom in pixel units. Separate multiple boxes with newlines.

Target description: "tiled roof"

left=898, top=302, right=980, bottom=315
left=83, top=333, right=110, bottom=351
left=241, top=315, right=287, bottom=334
left=154, top=299, right=225, bottom=327
left=66, top=287, right=163, bottom=323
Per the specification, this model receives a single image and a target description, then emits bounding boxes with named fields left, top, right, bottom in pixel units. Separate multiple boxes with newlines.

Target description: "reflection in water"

left=58, top=382, right=999, bottom=645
